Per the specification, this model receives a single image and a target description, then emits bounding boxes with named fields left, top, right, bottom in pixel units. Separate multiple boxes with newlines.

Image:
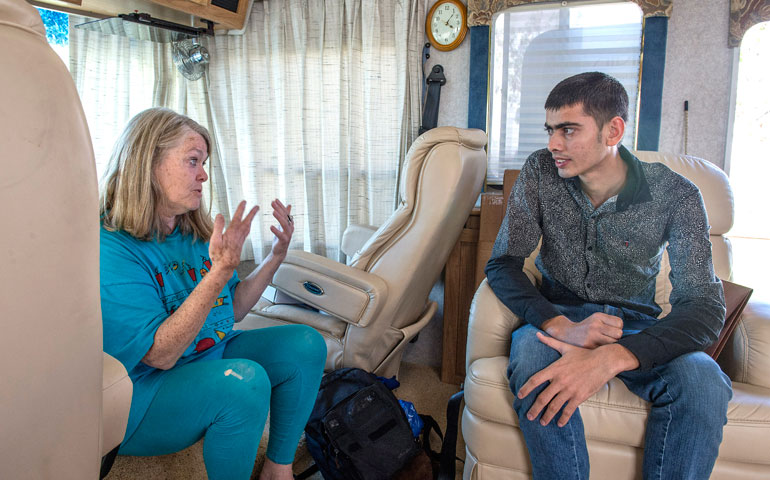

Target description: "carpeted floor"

left=105, top=361, right=466, bottom=480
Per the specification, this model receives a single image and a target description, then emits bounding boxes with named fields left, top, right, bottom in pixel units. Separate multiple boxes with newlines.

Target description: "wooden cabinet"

left=149, top=0, right=251, bottom=29
left=31, top=0, right=251, bottom=30
left=441, top=206, right=481, bottom=385
left=441, top=193, right=505, bottom=384
left=441, top=171, right=519, bottom=384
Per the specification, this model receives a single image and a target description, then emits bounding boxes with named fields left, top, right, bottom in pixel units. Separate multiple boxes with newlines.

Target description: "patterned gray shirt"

left=486, top=145, right=725, bottom=370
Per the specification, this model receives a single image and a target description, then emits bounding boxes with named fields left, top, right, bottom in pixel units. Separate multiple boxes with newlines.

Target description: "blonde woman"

left=100, top=108, right=326, bottom=480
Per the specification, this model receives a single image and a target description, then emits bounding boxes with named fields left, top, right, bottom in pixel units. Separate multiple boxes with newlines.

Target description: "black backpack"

left=302, top=367, right=423, bottom=480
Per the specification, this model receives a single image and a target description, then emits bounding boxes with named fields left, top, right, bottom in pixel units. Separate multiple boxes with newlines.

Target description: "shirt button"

left=587, top=246, right=593, bottom=251
left=587, top=283, right=592, bottom=289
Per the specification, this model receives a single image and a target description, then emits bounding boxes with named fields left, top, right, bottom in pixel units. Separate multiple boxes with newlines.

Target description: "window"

left=36, top=7, right=69, bottom=65
left=727, top=21, right=770, bottom=302
left=55, top=1, right=422, bottom=262
left=487, top=1, right=643, bottom=183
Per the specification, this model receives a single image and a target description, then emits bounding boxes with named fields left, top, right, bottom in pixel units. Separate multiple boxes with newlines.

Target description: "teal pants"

left=120, top=324, right=327, bottom=480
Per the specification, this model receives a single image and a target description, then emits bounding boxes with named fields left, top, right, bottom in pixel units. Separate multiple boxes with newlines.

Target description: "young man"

left=486, top=72, right=732, bottom=479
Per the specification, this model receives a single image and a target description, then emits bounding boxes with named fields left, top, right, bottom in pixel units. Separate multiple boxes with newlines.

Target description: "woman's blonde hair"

left=100, top=108, right=214, bottom=241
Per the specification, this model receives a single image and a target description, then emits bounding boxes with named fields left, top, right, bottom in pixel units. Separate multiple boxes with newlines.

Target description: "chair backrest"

left=349, top=127, right=487, bottom=330
left=337, top=127, right=486, bottom=374
left=522, top=150, right=733, bottom=315
left=633, top=151, right=734, bottom=314
left=0, top=1, right=102, bottom=478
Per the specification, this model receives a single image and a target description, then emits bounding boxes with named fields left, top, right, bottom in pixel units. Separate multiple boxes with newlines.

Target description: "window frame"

left=484, top=0, right=645, bottom=184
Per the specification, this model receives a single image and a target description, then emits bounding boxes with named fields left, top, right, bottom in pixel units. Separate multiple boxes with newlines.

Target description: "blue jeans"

left=120, top=325, right=326, bottom=480
left=507, top=305, right=732, bottom=480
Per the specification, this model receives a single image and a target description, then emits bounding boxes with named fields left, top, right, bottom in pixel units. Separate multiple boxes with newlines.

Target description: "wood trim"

left=31, top=0, right=249, bottom=30
left=475, top=192, right=504, bottom=287
left=31, top=0, right=192, bottom=23
left=151, top=0, right=250, bottom=29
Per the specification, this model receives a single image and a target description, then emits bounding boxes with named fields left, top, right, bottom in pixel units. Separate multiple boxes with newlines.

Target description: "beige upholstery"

left=238, top=127, right=488, bottom=377
left=462, top=151, right=770, bottom=479
left=101, top=353, right=133, bottom=457
left=0, top=1, right=131, bottom=477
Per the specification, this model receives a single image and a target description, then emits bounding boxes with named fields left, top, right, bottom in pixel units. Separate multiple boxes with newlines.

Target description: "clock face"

left=430, top=2, right=463, bottom=46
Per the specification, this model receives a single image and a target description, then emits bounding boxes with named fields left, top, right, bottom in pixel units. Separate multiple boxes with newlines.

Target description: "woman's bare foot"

left=258, top=458, right=294, bottom=480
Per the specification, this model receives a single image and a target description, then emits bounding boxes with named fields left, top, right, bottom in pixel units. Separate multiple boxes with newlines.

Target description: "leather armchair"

left=0, top=1, right=131, bottom=478
left=462, top=151, right=770, bottom=479
left=237, top=127, right=488, bottom=377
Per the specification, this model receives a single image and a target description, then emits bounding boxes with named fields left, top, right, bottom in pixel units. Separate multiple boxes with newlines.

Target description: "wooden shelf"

left=150, top=0, right=250, bottom=29
left=32, top=0, right=250, bottom=30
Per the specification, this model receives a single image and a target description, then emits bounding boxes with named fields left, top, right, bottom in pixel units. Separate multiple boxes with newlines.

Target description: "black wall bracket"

left=420, top=64, right=447, bottom=135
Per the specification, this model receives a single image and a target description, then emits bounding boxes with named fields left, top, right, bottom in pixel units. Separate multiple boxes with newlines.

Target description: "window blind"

left=487, top=2, right=643, bottom=183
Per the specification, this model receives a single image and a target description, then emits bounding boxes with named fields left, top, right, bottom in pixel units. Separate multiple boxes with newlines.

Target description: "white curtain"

left=69, top=17, right=216, bottom=184
left=204, top=0, right=424, bottom=262
left=69, top=0, right=424, bottom=263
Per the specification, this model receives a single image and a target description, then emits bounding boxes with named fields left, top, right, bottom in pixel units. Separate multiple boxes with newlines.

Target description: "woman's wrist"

left=264, top=251, right=287, bottom=269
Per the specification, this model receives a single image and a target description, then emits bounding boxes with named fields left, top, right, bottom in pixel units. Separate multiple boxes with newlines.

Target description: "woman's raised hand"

left=269, top=199, right=294, bottom=260
left=209, top=200, right=259, bottom=273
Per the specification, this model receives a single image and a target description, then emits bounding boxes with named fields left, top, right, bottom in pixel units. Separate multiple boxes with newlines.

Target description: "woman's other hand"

left=270, top=199, right=294, bottom=260
left=209, top=200, right=259, bottom=273
left=229, top=199, right=294, bottom=320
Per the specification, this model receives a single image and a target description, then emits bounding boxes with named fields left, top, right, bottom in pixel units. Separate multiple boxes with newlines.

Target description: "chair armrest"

left=718, top=300, right=770, bottom=390
left=272, top=250, right=388, bottom=327
left=341, top=224, right=378, bottom=261
left=101, top=352, right=132, bottom=456
left=466, top=279, right=525, bottom=371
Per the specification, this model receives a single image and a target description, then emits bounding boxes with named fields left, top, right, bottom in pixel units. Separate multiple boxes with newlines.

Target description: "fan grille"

left=172, top=38, right=210, bottom=81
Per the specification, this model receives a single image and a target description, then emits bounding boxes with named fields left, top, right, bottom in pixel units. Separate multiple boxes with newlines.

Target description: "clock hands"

left=444, top=12, right=455, bottom=26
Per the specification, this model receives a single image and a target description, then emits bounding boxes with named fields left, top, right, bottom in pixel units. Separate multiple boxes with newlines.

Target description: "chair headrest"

left=400, top=127, right=487, bottom=204
left=632, top=150, right=733, bottom=235
left=349, top=126, right=487, bottom=270
left=0, top=0, right=47, bottom=38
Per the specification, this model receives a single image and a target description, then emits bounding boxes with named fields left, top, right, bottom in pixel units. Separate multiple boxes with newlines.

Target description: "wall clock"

left=426, top=0, right=469, bottom=51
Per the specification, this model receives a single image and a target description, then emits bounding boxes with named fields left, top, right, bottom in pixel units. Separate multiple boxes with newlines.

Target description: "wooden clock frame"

left=426, top=0, right=469, bottom=51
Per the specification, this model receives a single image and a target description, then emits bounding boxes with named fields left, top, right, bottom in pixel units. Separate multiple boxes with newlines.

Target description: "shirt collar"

left=615, top=144, right=652, bottom=211
left=563, top=145, right=651, bottom=212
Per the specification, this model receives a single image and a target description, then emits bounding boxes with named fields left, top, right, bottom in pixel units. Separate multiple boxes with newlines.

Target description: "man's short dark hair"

left=544, top=72, right=629, bottom=128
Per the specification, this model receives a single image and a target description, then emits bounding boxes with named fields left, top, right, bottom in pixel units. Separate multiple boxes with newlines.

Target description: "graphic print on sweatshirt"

left=153, top=254, right=234, bottom=356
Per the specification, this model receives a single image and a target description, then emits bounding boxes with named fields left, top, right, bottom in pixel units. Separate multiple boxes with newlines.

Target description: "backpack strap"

left=418, top=413, right=443, bottom=463
left=438, top=390, right=464, bottom=480
left=293, top=463, right=319, bottom=480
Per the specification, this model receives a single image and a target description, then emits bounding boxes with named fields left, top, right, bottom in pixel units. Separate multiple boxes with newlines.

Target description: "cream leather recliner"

left=0, top=1, right=132, bottom=478
left=237, top=127, right=487, bottom=377
left=462, top=151, right=770, bottom=479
